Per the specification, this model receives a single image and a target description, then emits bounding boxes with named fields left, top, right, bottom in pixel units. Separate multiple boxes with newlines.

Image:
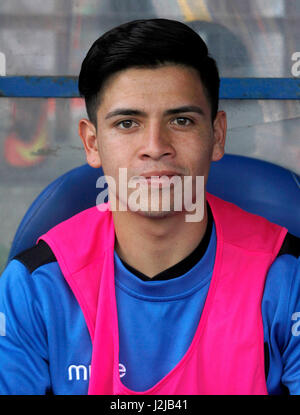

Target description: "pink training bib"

left=39, top=193, right=287, bottom=394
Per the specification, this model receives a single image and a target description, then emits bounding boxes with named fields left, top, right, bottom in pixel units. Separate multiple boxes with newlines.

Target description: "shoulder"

left=0, top=242, right=81, bottom=341
left=266, top=232, right=300, bottom=293
left=0, top=240, right=62, bottom=292
left=12, top=240, right=57, bottom=273
left=207, top=194, right=287, bottom=253
left=277, top=232, right=300, bottom=259
left=264, top=232, right=299, bottom=296
left=0, top=241, right=68, bottom=309
left=262, top=233, right=300, bottom=343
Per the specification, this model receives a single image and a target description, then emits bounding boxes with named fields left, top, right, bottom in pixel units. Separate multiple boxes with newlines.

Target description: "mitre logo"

left=67, top=362, right=127, bottom=381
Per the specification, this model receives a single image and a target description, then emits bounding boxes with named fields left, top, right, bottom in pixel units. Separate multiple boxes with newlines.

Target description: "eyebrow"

left=104, top=105, right=205, bottom=120
left=105, top=109, right=146, bottom=119
left=164, top=105, right=205, bottom=117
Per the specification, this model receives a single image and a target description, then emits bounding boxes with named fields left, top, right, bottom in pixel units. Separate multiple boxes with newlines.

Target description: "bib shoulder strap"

left=13, top=240, right=56, bottom=273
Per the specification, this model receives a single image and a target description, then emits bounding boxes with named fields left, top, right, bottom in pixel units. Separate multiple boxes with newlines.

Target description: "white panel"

left=253, top=0, right=285, bottom=17
left=0, top=52, right=6, bottom=76
left=220, top=100, right=300, bottom=175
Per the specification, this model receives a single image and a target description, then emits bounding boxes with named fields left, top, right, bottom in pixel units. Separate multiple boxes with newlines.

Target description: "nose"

left=138, top=122, right=175, bottom=161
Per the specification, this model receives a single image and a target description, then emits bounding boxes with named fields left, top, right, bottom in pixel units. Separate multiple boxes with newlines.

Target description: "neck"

left=112, top=202, right=208, bottom=278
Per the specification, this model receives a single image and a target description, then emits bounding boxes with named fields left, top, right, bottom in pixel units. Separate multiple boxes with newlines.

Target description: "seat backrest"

left=7, top=154, right=300, bottom=263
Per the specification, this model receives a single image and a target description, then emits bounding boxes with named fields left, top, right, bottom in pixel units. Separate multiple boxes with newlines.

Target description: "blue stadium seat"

left=7, top=154, right=300, bottom=263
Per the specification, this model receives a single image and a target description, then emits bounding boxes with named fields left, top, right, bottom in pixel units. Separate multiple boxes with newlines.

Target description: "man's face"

left=80, top=64, right=226, bottom=217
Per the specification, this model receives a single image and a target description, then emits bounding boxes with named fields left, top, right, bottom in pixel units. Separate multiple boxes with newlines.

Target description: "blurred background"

left=0, top=0, right=299, bottom=271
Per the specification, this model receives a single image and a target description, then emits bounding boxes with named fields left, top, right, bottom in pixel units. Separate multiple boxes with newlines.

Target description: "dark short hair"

left=78, top=18, right=220, bottom=126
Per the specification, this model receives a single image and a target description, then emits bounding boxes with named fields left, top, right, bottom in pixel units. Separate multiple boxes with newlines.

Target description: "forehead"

left=98, top=65, right=210, bottom=114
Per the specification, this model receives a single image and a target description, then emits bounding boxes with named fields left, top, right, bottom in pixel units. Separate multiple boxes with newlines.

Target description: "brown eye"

left=117, top=120, right=138, bottom=129
left=173, top=117, right=193, bottom=126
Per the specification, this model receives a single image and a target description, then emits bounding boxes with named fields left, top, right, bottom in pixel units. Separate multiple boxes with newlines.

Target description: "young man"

left=0, top=19, right=299, bottom=395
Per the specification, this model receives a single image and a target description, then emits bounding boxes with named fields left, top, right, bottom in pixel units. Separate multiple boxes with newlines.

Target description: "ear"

left=211, top=110, right=227, bottom=162
left=78, top=118, right=101, bottom=168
